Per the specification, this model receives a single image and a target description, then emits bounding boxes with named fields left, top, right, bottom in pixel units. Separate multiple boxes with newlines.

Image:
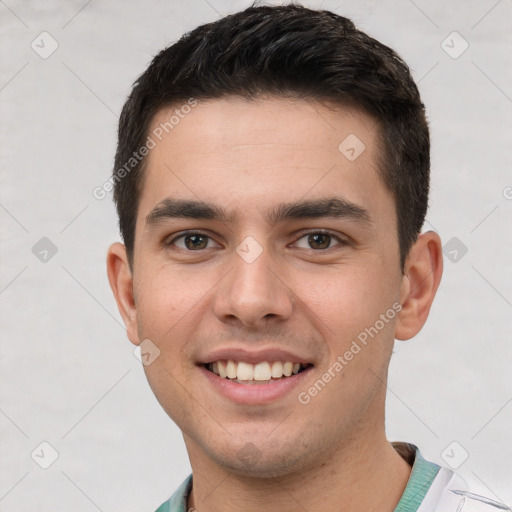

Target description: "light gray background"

left=1, top=0, right=511, bottom=510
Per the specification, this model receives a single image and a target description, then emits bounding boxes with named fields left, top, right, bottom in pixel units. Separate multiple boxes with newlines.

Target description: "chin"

left=210, top=443, right=313, bottom=479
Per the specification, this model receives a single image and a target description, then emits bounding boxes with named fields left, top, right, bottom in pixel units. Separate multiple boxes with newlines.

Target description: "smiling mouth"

left=204, top=360, right=313, bottom=384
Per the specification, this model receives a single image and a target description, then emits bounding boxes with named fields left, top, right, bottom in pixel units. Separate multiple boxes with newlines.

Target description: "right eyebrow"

left=145, top=198, right=235, bottom=226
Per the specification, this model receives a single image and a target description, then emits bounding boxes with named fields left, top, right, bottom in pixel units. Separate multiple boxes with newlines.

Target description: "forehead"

left=137, top=96, right=392, bottom=228
left=148, top=96, right=381, bottom=157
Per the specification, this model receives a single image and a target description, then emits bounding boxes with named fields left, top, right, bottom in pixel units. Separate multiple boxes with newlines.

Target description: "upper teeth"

left=210, top=360, right=304, bottom=380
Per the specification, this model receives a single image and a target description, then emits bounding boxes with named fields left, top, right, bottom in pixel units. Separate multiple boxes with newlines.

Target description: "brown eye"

left=308, top=233, right=331, bottom=249
left=165, top=232, right=215, bottom=250
left=294, top=231, right=347, bottom=251
left=183, top=234, right=208, bottom=250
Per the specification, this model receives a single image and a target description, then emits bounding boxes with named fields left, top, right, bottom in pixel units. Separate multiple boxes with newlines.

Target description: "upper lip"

left=198, top=347, right=315, bottom=366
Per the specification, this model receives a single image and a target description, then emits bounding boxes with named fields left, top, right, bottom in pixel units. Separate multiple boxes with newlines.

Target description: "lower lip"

left=199, top=365, right=313, bottom=404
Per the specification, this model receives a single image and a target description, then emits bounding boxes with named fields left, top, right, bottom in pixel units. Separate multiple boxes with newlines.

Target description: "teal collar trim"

left=154, top=475, right=192, bottom=512
left=393, top=445, right=441, bottom=512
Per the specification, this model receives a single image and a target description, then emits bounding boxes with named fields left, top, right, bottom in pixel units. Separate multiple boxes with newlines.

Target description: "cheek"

left=134, top=269, right=207, bottom=371
left=136, top=265, right=207, bottom=325
left=294, top=260, right=396, bottom=337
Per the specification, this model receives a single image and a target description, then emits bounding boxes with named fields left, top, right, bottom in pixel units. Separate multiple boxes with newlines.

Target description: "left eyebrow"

left=145, top=196, right=373, bottom=228
left=267, top=197, right=372, bottom=226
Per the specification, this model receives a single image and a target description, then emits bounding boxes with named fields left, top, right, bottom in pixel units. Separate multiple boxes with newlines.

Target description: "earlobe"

left=106, top=242, right=140, bottom=345
left=394, top=231, right=443, bottom=341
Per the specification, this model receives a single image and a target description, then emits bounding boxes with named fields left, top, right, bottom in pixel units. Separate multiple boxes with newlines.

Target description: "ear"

left=106, top=242, right=140, bottom=345
left=395, top=231, right=443, bottom=341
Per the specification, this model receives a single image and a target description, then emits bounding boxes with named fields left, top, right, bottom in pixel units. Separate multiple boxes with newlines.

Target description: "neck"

left=185, top=433, right=412, bottom=512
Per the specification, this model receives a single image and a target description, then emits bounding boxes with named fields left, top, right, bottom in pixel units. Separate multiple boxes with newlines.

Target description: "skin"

left=107, top=96, right=443, bottom=512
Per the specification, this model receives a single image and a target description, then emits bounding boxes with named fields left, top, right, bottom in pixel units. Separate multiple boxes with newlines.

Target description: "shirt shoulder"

left=392, top=441, right=510, bottom=512
left=420, top=467, right=511, bottom=512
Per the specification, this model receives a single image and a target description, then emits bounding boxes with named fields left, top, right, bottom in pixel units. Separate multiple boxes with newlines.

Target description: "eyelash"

left=164, top=230, right=349, bottom=252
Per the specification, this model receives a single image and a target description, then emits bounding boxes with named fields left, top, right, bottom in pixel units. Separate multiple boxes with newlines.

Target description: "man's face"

left=128, top=97, right=406, bottom=476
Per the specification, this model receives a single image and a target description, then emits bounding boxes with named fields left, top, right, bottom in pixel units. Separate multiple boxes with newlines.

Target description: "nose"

left=212, top=242, right=294, bottom=329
